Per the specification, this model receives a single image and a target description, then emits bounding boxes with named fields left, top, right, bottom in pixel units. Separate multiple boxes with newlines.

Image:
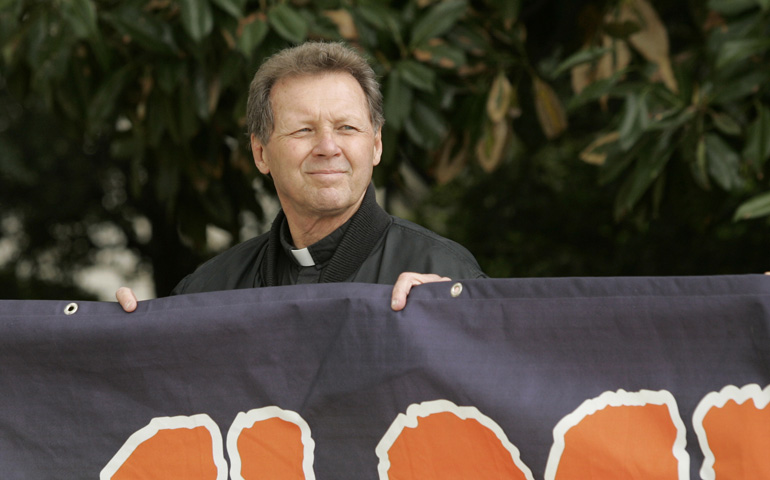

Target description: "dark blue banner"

left=1, top=276, right=769, bottom=479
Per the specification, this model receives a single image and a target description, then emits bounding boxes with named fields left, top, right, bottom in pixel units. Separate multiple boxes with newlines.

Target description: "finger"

left=116, top=287, right=138, bottom=313
left=391, top=273, right=450, bottom=311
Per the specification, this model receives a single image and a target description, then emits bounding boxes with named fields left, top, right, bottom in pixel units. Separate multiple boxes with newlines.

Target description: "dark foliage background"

left=1, top=0, right=768, bottom=299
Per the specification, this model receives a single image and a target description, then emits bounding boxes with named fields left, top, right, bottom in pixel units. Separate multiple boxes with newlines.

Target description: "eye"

left=339, top=125, right=358, bottom=132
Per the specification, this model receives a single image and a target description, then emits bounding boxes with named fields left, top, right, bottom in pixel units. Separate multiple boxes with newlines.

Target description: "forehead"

left=269, top=72, right=369, bottom=118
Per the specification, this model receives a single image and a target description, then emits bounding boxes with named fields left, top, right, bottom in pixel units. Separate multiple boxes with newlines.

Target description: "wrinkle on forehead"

left=269, top=73, right=373, bottom=133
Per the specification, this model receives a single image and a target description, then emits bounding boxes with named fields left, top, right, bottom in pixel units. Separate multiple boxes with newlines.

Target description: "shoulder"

left=378, top=216, right=486, bottom=279
left=172, top=232, right=270, bottom=295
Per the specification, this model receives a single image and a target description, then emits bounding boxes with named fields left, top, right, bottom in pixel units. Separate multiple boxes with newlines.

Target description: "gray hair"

left=246, top=42, right=385, bottom=144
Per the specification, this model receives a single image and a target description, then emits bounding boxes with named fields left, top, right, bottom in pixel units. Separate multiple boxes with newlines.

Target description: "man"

left=117, top=41, right=485, bottom=312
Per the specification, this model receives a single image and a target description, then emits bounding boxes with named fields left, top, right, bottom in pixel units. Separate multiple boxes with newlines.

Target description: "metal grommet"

left=64, top=303, right=78, bottom=315
left=450, top=282, right=463, bottom=298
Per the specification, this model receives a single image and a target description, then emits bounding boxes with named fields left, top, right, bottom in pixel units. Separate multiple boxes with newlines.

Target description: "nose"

left=312, top=129, right=342, bottom=158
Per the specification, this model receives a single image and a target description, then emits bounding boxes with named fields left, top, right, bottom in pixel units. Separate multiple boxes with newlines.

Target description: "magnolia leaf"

left=580, top=131, right=620, bottom=165
left=693, top=134, right=710, bottom=189
left=619, top=0, right=678, bottom=92
left=383, top=71, right=413, bottom=130
left=713, top=70, right=769, bottom=105
left=211, top=0, right=243, bottom=19
left=614, top=131, right=674, bottom=219
left=486, top=72, right=512, bottom=123
left=708, top=0, right=758, bottom=15
left=733, top=191, right=770, bottom=220
left=103, top=7, right=179, bottom=55
left=404, top=100, right=448, bottom=150
left=356, top=4, right=402, bottom=42
left=398, top=60, right=436, bottom=92
left=413, top=42, right=467, bottom=69
left=569, top=36, right=630, bottom=109
left=568, top=69, right=625, bottom=110
left=743, top=104, right=770, bottom=170
left=554, top=46, right=611, bottom=78
left=595, top=36, right=631, bottom=102
left=716, top=38, right=770, bottom=69
left=87, top=65, right=133, bottom=136
left=237, top=14, right=268, bottom=58
left=62, top=0, right=98, bottom=39
left=435, top=134, right=469, bottom=184
left=532, top=77, right=567, bottom=139
left=705, top=133, right=744, bottom=191
left=570, top=61, right=593, bottom=95
left=180, top=0, right=214, bottom=43
left=710, top=111, right=742, bottom=136
left=617, top=94, right=650, bottom=150
left=475, top=119, right=508, bottom=172
left=268, top=4, right=308, bottom=44
left=323, top=9, right=357, bottom=39
left=410, top=0, right=468, bottom=48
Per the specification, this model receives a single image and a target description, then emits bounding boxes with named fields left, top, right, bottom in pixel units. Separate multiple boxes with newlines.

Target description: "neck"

left=285, top=213, right=353, bottom=249
left=284, top=198, right=365, bottom=249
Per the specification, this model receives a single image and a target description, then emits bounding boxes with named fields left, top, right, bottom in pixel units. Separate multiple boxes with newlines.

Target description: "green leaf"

left=708, top=0, right=759, bottom=15
left=356, top=4, right=402, bottom=43
left=647, top=106, right=696, bottom=131
left=404, top=100, right=448, bottom=150
left=268, top=4, right=308, bottom=44
left=87, top=65, right=133, bottom=136
left=180, top=0, right=214, bottom=43
left=551, top=46, right=611, bottom=78
left=690, top=134, right=710, bottom=189
left=716, top=38, right=770, bottom=69
left=410, top=0, right=468, bottom=48
left=383, top=70, right=413, bottom=130
left=237, top=17, right=268, bottom=57
left=413, top=43, right=467, bottom=69
left=705, top=133, right=745, bottom=191
left=103, top=6, right=179, bottom=55
left=733, top=191, right=770, bottom=220
left=710, top=111, right=742, bottom=136
left=713, top=69, right=770, bottom=105
left=211, top=0, right=244, bottom=19
left=617, top=94, right=650, bottom=150
left=567, top=69, right=625, bottom=111
left=192, top=68, right=209, bottom=120
left=61, top=0, right=98, bottom=39
left=743, top=104, right=770, bottom=170
left=614, top=131, right=674, bottom=219
left=397, top=60, right=435, bottom=92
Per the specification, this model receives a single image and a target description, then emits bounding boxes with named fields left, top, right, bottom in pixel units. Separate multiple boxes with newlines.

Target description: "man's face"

left=251, top=72, right=382, bottom=225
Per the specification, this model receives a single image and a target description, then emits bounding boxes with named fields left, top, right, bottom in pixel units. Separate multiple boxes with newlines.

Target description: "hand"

left=116, top=287, right=138, bottom=312
left=391, top=272, right=451, bottom=312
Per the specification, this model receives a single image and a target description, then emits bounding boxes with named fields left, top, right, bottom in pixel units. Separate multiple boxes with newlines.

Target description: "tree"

left=1, top=0, right=768, bottom=299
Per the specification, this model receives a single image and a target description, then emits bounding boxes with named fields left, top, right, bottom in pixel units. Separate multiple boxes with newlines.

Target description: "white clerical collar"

left=290, top=247, right=315, bottom=267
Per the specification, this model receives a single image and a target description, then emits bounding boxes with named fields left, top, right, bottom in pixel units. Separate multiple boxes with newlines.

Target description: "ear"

left=251, top=134, right=270, bottom=175
left=372, top=127, right=383, bottom=167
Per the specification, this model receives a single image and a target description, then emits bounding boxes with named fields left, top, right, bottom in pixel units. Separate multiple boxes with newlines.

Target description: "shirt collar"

left=279, top=216, right=352, bottom=268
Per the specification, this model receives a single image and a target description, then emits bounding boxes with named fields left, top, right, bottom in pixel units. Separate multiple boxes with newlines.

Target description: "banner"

left=1, top=276, right=769, bottom=479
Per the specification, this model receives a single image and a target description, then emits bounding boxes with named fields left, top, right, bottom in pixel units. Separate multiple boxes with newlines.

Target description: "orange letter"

left=376, top=399, right=534, bottom=480
left=226, top=406, right=315, bottom=480
left=693, top=384, right=770, bottom=480
left=100, top=414, right=227, bottom=480
left=545, top=389, right=688, bottom=480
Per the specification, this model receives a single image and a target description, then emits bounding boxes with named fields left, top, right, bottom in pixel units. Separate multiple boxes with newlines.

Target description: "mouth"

left=307, top=170, right=348, bottom=177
